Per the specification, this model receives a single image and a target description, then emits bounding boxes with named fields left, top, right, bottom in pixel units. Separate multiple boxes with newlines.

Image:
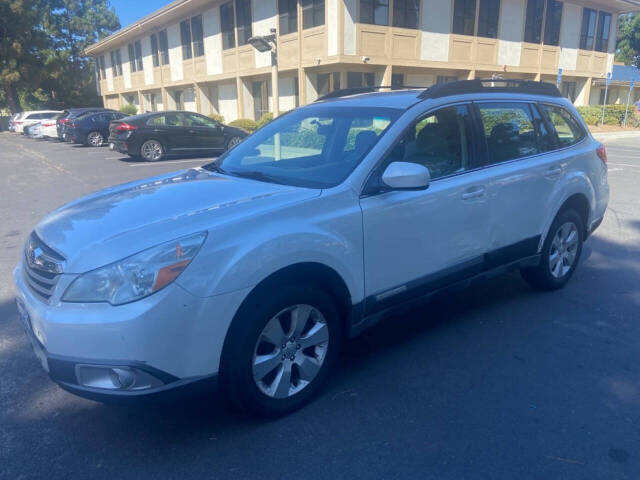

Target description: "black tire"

left=140, top=139, right=164, bottom=161
left=86, top=131, right=104, bottom=147
left=521, top=209, right=584, bottom=290
left=221, top=284, right=342, bottom=417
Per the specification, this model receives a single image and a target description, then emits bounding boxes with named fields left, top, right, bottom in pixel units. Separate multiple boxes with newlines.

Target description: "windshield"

left=204, top=106, right=401, bottom=188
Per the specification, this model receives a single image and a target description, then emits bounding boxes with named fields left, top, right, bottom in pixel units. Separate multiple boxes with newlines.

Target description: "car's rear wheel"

left=226, top=136, right=242, bottom=150
left=86, top=131, right=104, bottom=147
left=222, top=284, right=341, bottom=417
left=521, top=209, right=584, bottom=290
left=140, top=140, right=163, bottom=161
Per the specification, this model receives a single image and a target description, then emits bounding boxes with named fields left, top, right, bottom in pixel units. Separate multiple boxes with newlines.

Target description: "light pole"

left=248, top=28, right=279, bottom=117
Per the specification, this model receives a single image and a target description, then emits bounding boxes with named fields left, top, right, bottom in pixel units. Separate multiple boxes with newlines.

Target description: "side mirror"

left=381, top=162, right=430, bottom=190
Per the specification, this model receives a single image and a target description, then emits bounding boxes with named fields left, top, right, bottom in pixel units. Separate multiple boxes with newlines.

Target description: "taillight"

left=43, top=122, right=55, bottom=127
left=596, top=143, right=607, bottom=164
left=60, top=118, right=69, bottom=124
left=116, top=122, right=137, bottom=132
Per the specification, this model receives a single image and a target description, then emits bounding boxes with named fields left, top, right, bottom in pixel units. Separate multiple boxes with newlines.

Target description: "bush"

left=229, top=118, right=258, bottom=132
left=576, top=104, right=640, bottom=127
left=208, top=113, right=225, bottom=124
left=257, top=112, right=273, bottom=129
left=119, top=104, right=138, bottom=116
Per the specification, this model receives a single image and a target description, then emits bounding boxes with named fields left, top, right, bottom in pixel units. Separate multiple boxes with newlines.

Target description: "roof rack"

left=419, top=79, right=562, bottom=99
left=316, top=85, right=423, bottom=101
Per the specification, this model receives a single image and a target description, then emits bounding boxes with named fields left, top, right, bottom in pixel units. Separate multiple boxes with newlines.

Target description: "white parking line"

left=127, top=159, right=208, bottom=167
left=609, top=162, right=640, bottom=168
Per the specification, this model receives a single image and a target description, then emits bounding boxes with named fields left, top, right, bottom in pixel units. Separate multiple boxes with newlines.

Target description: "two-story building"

left=85, top=0, right=640, bottom=121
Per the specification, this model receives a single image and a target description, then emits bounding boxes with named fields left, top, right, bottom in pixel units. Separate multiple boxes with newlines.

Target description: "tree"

left=616, top=13, right=640, bottom=67
left=0, top=0, right=120, bottom=113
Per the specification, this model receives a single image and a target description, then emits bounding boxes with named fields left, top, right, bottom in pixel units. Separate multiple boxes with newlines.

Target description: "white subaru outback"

left=14, top=80, right=609, bottom=416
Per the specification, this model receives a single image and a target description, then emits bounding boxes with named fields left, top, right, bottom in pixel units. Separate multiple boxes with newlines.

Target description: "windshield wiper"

left=203, top=161, right=227, bottom=175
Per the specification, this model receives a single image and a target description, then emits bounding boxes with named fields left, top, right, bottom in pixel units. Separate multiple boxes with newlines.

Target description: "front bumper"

left=13, top=262, right=250, bottom=400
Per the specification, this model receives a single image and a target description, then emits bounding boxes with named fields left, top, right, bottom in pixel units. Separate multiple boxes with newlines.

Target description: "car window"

left=478, top=103, right=539, bottom=164
left=185, top=113, right=217, bottom=128
left=541, top=104, right=586, bottom=148
left=209, top=106, right=401, bottom=188
left=386, top=105, right=474, bottom=180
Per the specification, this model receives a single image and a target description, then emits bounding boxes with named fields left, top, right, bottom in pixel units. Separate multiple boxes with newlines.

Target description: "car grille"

left=22, top=232, right=65, bottom=303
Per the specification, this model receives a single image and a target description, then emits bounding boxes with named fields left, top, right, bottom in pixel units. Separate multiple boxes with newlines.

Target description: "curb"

left=591, top=131, right=640, bottom=141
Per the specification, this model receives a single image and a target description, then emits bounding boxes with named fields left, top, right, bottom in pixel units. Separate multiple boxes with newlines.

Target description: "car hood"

left=35, top=168, right=320, bottom=273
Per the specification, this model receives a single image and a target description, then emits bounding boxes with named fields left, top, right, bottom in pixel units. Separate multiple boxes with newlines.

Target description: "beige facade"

left=86, top=0, right=640, bottom=120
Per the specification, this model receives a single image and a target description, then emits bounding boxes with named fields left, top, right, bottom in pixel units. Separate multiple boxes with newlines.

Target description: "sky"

left=110, top=0, right=165, bottom=29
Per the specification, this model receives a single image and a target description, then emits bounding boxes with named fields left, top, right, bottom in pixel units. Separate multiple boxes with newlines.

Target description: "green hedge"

left=119, top=104, right=138, bottom=116
left=208, top=113, right=224, bottom=124
left=229, top=118, right=259, bottom=132
left=257, top=112, right=273, bottom=129
left=576, top=104, right=640, bottom=127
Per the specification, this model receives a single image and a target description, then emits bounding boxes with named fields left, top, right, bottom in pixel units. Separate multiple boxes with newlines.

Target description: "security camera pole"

left=248, top=28, right=279, bottom=117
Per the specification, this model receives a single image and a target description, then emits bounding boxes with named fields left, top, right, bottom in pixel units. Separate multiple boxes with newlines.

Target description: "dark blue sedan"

left=68, top=111, right=128, bottom=147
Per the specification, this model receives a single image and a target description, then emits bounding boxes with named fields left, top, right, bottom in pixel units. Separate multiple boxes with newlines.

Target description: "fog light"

left=109, top=368, right=136, bottom=389
left=75, top=364, right=163, bottom=391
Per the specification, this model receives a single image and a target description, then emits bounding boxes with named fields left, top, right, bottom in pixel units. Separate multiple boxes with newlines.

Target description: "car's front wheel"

left=222, top=284, right=342, bottom=417
left=140, top=140, right=163, bottom=161
left=86, top=131, right=104, bottom=147
left=521, top=208, right=584, bottom=290
left=226, top=136, right=243, bottom=151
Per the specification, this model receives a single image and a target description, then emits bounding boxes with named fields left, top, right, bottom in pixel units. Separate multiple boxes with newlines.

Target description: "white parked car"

left=15, top=110, right=61, bottom=134
left=14, top=81, right=609, bottom=416
left=40, top=114, right=63, bottom=139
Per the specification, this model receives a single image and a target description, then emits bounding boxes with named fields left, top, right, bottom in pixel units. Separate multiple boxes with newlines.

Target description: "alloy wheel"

left=227, top=136, right=242, bottom=150
left=141, top=140, right=162, bottom=161
left=549, top=221, right=579, bottom=279
left=88, top=132, right=103, bottom=147
left=252, top=304, right=329, bottom=399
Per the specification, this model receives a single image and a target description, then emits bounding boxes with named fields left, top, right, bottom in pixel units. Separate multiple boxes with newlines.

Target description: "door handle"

left=188, top=129, right=196, bottom=134
left=461, top=187, right=486, bottom=201
left=545, top=166, right=563, bottom=178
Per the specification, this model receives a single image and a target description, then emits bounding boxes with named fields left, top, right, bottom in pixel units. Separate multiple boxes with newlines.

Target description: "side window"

left=186, top=113, right=217, bottom=128
left=389, top=105, right=474, bottom=180
left=541, top=104, right=585, bottom=148
left=148, top=115, right=166, bottom=126
left=478, top=102, right=538, bottom=164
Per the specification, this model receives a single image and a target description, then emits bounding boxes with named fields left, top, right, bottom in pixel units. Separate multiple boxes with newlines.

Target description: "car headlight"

left=62, top=233, right=207, bottom=305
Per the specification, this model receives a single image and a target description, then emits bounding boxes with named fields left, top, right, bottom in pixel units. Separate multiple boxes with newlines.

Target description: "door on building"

left=173, top=90, right=184, bottom=110
left=149, top=93, right=158, bottom=112
left=252, top=81, right=269, bottom=120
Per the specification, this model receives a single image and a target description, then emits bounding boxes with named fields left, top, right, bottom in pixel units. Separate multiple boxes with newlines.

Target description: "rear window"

left=540, top=104, right=586, bottom=148
left=478, top=102, right=539, bottom=164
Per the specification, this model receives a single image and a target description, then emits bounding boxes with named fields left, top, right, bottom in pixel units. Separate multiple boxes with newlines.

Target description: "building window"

left=392, top=73, right=404, bottom=86
left=452, top=0, right=476, bottom=36
left=191, top=15, right=204, bottom=57
left=221, top=2, right=236, bottom=50
left=99, top=55, right=106, bottom=79
left=477, top=0, right=499, bottom=38
left=580, top=8, right=597, bottom=50
left=302, top=0, right=325, bottom=29
left=524, top=0, right=544, bottom=43
left=347, top=72, right=375, bottom=88
left=437, top=75, right=458, bottom=83
left=110, top=49, right=122, bottom=76
left=317, top=72, right=341, bottom=96
left=360, top=0, right=389, bottom=26
left=543, top=0, right=563, bottom=46
left=236, top=0, right=253, bottom=46
left=150, top=34, right=159, bottom=67
left=595, top=11, right=612, bottom=52
left=561, top=81, right=577, bottom=103
left=135, top=40, right=143, bottom=70
left=180, top=19, right=193, bottom=60
left=279, top=0, right=298, bottom=35
left=393, top=0, right=419, bottom=29
left=159, top=30, right=169, bottom=65
left=128, top=43, right=137, bottom=72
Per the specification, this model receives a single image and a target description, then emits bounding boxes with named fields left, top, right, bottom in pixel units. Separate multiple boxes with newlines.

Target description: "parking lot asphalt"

left=1, top=131, right=639, bottom=479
